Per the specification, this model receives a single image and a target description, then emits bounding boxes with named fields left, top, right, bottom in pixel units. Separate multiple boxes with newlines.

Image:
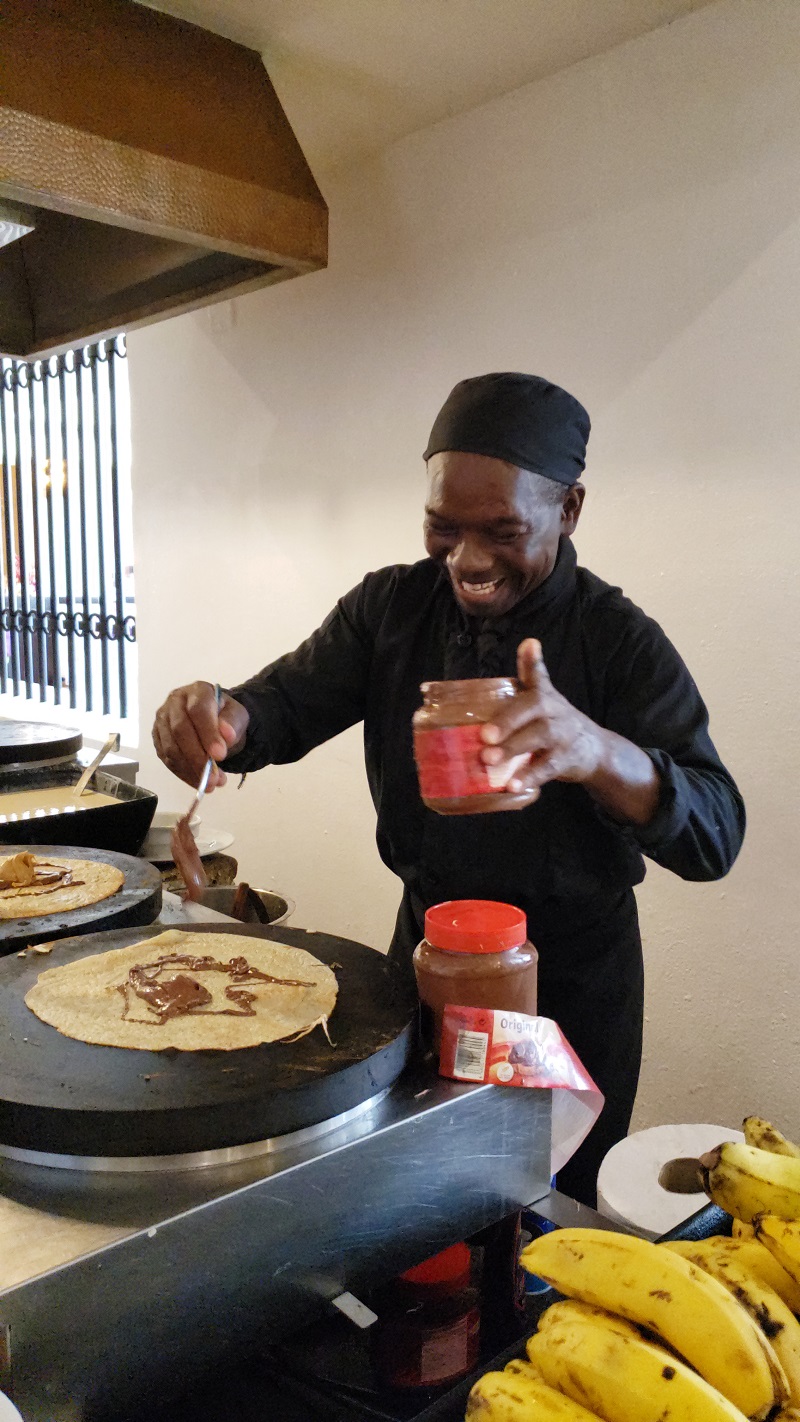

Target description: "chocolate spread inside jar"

left=413, top=900, right=538, bottom=1054
left=412, top=678, right=536, bottom=814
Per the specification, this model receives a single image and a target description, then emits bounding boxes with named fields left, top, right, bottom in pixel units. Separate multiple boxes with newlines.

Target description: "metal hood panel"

left=0, top=0, right=328, bottom=359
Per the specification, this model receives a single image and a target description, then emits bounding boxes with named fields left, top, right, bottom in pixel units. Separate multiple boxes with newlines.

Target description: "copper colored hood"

left=0, top=0, right=328, bottom=359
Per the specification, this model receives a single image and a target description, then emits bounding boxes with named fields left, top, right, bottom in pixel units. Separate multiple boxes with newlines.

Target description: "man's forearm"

left=583, top=728, right=661, bottom=827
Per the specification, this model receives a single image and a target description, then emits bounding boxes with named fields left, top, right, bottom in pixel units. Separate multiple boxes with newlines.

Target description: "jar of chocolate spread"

left=412, top=678, right=536, bottom=814
left=413, top=900, right=538, bottom=1054
left=371, top=1243, right=481, bottom=1389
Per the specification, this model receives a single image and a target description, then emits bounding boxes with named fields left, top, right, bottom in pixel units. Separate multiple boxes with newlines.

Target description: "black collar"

left=463, top=535, right=578, bottom=638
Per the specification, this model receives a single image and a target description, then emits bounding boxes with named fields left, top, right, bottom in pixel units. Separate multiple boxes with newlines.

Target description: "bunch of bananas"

left=466, top=1115, right=800, bottom=1422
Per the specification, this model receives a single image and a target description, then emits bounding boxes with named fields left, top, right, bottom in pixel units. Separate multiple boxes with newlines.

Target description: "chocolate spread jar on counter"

left=412, top=678, right=536, bottom=814
left=413, top=899, right=538, bottom=1054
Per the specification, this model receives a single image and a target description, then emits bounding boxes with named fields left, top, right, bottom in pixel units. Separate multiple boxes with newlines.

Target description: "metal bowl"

left=197, top=886, right=294, bottom=926
left=0, top=766, right=157, bottom=856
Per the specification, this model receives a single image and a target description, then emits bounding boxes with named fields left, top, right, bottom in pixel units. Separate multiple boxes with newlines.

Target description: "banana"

left=528, top=1300, right=750, bottom=1422
left=520, top=1226, right=786, bottom=1416
left=733, top=1219, right=757, bottom=1241
left=666, top=1235, right=800, bottom=1314
left=504, top=1358, right=544, bottom=1381
left=755, top=1218, right=800, bottom=1289
left=466, top=1364, right=602, bottom=1421
left=664, top=1240, right=800, bottom=1402
left=703, top=1142, right=800, bottom=1223
left=744, top=1118, right=800, bottom=1159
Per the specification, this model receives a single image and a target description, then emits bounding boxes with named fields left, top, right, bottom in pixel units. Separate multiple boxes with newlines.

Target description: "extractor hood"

left=0, top=0, right=328, bottom=360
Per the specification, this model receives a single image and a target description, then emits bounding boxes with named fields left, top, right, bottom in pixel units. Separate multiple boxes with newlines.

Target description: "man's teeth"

left=460, top=578, right=500, bottom=597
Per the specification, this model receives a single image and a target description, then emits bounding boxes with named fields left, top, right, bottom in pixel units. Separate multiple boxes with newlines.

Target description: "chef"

left=153, top=372, right=745, bottom=1205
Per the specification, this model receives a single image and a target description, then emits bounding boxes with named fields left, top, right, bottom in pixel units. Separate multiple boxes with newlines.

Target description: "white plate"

left=140, top=829, right=234, bottom=863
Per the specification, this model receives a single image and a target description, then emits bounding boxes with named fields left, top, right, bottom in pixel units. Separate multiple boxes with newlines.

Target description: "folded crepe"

left=0, top=852, right=124, bottom=920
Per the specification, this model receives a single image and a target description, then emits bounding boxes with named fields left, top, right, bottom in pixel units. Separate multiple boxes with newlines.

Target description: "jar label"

left=440, top=1006, right=600, bottom=1092
left=414, top=725, right=529, bottom=799
left=418, top=1311, right=480, bottom=1384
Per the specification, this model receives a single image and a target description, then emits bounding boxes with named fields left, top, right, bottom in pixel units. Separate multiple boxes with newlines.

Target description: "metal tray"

left=0, top=765, right=156, bottom=855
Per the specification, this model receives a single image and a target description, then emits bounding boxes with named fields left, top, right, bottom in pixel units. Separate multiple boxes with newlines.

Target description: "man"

left=153, top=373, right=744, bottom=1205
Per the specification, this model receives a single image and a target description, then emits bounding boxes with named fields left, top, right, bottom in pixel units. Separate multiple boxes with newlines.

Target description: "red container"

left=413, top=900, right=538, bottom=1054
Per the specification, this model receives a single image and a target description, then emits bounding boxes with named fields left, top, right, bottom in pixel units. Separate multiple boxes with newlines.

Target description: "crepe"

left=0, top=852, right=124, bottom=920
left=24, top=929, right=339, bottom=1051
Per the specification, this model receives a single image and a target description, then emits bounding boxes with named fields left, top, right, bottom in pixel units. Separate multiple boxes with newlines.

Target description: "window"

left=0, top=336, right=137, bottom=742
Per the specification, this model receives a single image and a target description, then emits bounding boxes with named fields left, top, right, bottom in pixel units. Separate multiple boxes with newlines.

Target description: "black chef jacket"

left=225, top=538, right=745, bottom=1204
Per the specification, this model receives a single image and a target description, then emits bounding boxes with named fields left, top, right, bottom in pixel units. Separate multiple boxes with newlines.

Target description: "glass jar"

left=413, top=899, right=538, bottom=1054
left=372, top=1243, right=481, bottom=1389
left=412, top=678, right=536, bottom=814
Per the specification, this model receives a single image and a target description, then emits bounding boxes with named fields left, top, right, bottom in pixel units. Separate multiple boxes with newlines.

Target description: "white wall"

left=129, top=0, right=800, bottom=1138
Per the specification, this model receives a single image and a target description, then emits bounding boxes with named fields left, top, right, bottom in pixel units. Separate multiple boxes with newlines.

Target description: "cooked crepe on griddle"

left=24, top=929, right=338, bottom=1051
left=0, top=852, right=124, bottom=920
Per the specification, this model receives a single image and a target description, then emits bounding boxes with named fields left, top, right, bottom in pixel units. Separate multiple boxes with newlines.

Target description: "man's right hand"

left=152, top=682, right=250, bottom=790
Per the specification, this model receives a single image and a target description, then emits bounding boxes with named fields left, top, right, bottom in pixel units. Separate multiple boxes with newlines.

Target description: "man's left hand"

left=480, top=638, right=604, bottom=799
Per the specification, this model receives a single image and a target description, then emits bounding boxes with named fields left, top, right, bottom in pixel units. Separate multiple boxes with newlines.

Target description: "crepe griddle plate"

left=0, top=923, right=418, bottom=1158
left=0, top=719, right=83, bottom=767
left=0, top=844, right=162, bottom=953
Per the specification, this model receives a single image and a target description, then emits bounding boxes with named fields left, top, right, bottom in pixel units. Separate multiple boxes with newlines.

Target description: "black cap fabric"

left=423, top=372, right=590, bottom=486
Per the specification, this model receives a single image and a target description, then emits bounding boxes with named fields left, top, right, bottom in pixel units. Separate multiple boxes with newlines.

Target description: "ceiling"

left=142, top=0, right=718, bottom=179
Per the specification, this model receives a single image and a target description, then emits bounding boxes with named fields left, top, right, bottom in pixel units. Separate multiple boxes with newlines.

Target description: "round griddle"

left=0, top=923, right=418, bottom=1156
left=0, top=719, right=82, bottom=768
left=0, top=845, right=162, bottom=953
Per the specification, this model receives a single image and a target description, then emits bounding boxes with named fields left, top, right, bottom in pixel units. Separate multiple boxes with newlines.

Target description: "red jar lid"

left=401, top=1242, right=471, bottom=1286
left=424, top=899, right=527, bottom=954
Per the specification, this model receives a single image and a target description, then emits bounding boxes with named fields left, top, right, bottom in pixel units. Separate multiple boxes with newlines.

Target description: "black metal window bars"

left=0, top=336, right=135, bottom=721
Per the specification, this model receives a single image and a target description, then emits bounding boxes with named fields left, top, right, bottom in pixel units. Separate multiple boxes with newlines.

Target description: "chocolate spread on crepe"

left=25, top=929, right=338, bottom=1050
left=118, top=950, right=313, bottom=1023
left=0, top=852, right=81, bottom=892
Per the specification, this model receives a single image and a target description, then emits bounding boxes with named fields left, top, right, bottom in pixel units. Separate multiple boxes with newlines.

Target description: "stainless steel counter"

left=0, top=892, right=552, bottom=1420
left=0, top=1070, right=551, bottom=1421
left=155, top=886, right=235, bottom=926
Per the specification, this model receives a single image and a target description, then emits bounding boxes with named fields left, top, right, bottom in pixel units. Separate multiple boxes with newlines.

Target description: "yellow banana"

left=666, top=1235, right=800, bottom=1313
left=504, top=1357, right=544, bottom=1381
left=520, top=1226, right=786, bottom=1417
left=755, top=1218, right=800, bottom=1289
left=528, top=1300, right=750, bottom=1422
left=744, top=1118, right=800, bottom=1159
left=703, top=1142, right=800, bottom=1223
left=466, top=1364, right=602, bottom=1422
left=733, top=1218, right=757, bottom=1241
left=664, top=1240, right=800, bottom=1402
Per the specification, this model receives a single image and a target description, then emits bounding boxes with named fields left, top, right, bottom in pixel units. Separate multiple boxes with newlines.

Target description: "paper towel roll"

left=597, top=1122, right=745, bottom=1239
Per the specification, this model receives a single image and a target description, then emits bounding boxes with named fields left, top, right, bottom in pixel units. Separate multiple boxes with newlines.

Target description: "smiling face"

left=424, top=451, right=584, bottom=618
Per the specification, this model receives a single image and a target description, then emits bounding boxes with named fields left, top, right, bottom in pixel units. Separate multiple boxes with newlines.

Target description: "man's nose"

left=448, top=535, right=495, bottom=577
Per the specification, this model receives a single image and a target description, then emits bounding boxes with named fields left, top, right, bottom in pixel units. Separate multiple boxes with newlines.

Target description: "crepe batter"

left=0, top=786, right=118, bottom=822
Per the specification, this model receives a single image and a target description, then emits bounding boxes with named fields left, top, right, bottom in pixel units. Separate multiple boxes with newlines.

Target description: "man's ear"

left=561, top=482, right=585, bottom=535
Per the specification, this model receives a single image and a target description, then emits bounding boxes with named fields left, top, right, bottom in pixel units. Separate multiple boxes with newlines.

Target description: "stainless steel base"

left=0, top=1070, right=552, bottom=1422
left=0, top=1088, right=389, bottom=1173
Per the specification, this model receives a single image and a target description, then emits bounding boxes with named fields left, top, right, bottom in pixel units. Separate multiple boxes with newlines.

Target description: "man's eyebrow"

left=424, top=509, right=527, bottom=527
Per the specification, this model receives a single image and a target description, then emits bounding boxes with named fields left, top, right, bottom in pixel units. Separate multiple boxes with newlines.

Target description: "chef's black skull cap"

left=423, top=372, right=590, bottom=486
